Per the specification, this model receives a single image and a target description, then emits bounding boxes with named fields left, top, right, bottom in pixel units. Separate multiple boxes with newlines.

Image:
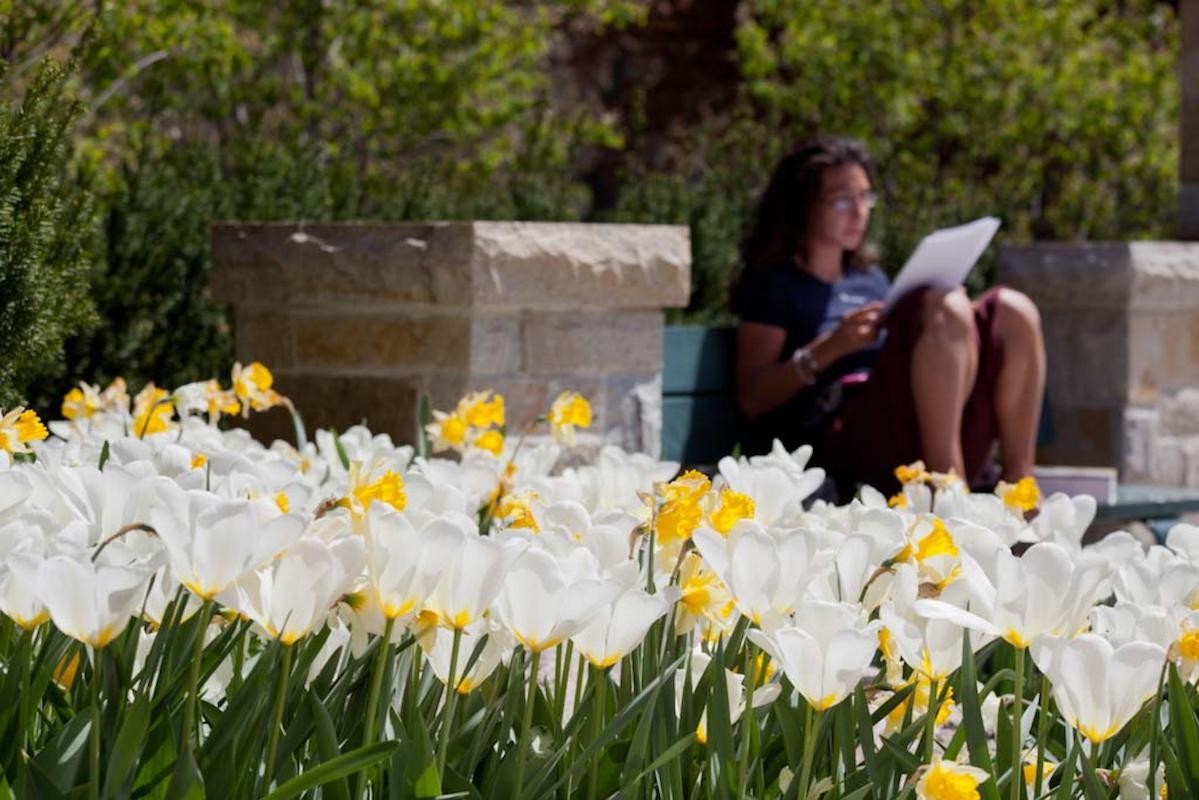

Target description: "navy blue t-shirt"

left=732, top=264, right=891, bottom=454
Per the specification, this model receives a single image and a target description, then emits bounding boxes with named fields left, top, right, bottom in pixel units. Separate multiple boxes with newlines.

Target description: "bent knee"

left=920, top=287, right=975, bottom=342
left=995, top=287, right=1042, bottom=339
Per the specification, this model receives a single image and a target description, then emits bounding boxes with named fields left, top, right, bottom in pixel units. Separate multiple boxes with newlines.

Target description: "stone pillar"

left=210, top=222, right=690, bottom=453
left=1183, top=0, right=1199, bottom=238
left=999, top=242, right=1199, bottom=486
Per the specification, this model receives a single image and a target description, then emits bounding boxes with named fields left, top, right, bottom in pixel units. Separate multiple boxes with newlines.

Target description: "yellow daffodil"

left=674, top=552, right=733, bottom=636
left=231, top=361, right=283, bottom=416
left=339, top=462, right=407, bottom=524
left=132, top=383, right=176, bottom=436
left=426, top=410, right=469, bottom=453
left=895, top=461, right=931, bottom=486
left=998, top=476, right=1040, bottom=512
left=459, top=390, right=505, bottom=429
left=472, top=428, right=504, bottom=456
left=0, top=407, right=48, bottom=454
left=708, top=488, right=755, bottom=535
left=915, top=757, right=989, bottom=800
left=62, top=378, right=129, bottom=422
left=654, top=470, right=711, bottom=544
left=496, top=490, right=540, bottom=533
left=548, top=391, right=592, bottom=445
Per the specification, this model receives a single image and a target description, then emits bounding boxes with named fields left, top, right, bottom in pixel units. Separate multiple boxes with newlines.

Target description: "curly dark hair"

left=739, top=136, right=879, bottom=276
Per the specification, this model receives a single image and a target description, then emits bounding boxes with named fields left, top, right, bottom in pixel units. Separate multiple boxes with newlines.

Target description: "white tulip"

left=223, top=537, right=363, bottom=644
left=425, top=524, right=526, bottom=630
left=150, top=491, right=305, bottom=600
left=418, top=618, right=513, bottom=693
left=692, top=523, right=832, bottom=629
left=363, top=504, right=462, bottom=621
left=1032, top=634, right=1165, bottom=745
left=496, top=547, right=622, bottom=653
left=572, top=585, right=676, bottom=668
left=25, top=554, right=150, bottom=647
left=748, top=600, right=880, bottom=711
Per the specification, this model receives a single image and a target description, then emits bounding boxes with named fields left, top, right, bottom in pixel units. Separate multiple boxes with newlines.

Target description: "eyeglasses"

left=822, top=192, right=878, bottom=213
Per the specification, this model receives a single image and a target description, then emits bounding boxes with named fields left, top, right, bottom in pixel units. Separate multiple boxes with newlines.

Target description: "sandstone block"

left=1122, top=407, right=1159, bottom=482
left=1163, top=388, right=1199, bottom=436
left=522, top=311, right=663, bottom=375
left=1184, top=436, right=1199, bottom=487
left=211, top=223, right=451, bottom=310
left=234, top=314, right=294, bottom=368
left=469, top=222, right=690, bottom=310
left=1151, top=435, right=1186, bottom=486
left=469, top=315, right=523, bottom=374
left=293, top=314, right=471, bottom=371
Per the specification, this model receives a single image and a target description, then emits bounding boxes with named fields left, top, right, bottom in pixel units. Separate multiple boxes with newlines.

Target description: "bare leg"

left=911, top=288, right=979, bottom=476
left=992, top=288, right=1045, bottom=481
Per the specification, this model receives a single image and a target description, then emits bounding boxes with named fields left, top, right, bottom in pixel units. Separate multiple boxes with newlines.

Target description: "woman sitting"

left=732, top=136, right=1046, bottom=497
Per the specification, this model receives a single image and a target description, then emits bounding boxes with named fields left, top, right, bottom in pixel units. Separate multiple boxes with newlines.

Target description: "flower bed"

left=0, top=364, right=1196, bottom=799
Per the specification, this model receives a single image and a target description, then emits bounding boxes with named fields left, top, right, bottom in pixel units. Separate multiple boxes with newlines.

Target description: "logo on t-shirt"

left=839, top=292, right=868, bottom=306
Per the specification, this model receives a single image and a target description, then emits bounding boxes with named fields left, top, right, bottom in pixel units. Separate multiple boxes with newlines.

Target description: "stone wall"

left=998, top=242, right=1199, bottom=486
left=211, top=222, right=690, bottom=454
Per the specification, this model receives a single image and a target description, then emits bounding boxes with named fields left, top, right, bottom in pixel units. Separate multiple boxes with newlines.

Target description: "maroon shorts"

left=819, top=286, right=1005, bottom=496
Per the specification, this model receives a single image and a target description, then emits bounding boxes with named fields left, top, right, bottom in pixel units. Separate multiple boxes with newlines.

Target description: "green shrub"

left=0, top=59, right=97, bottom=409
left=612, top=0, right=1179, bottom=317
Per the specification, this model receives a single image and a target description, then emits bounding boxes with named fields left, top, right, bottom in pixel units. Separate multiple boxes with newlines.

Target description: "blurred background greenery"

left=0, top=0, right=1181, bottom=411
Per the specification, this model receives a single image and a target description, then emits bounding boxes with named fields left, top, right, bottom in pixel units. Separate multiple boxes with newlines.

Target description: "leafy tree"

left=611, top=0, right=1179, bottom=318
left=0, top=58, right=97, bottom=408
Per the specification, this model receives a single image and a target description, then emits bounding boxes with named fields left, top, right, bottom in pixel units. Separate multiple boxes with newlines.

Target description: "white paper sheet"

left=883, top=216, right=1001, bottom=311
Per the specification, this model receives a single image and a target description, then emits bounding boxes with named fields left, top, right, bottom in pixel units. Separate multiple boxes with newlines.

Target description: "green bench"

left=661, top=324, right=1199, bottom=539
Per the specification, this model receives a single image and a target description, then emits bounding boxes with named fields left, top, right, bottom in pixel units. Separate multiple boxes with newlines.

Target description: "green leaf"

left=308, top=692, right=350, bottom=800
left=98, top=440, right=110, bottom=470
left=1075, top=734, right=1109, bottom=800
left=103, top=695, right=150, bottom=799
left=332, top=430, right=350, bottom=471
left=1168, top=663, right=1199, bottom=795
left=263, top=742, right=399, bottom=800
left=30, top=713, right=91, bottom=794
left=1053, top=737, right=1079, bottom=800
left=958, top=629, right=1000, bottom=800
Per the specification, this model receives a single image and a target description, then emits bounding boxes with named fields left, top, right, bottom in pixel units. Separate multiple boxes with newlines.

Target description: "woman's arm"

left=735, top=304, right=883, bottom=420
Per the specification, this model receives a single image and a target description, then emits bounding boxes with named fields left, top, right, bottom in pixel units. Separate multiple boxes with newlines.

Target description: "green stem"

left=799, top=704, right=821, bottom=800
left=263, top=643, right=293, bottom=791
left=924, top=677, right=939, bottom=763
left=1148, top=663, right=1167, bottom=800
left=1010, top=646, right=1024, bottom=800
left=587, top=665, right=607, bottom=800
left=437, top=626, right=464, bottom=779
left=737, top=642, right=758, bottom=800
left=1034, top=672, right=1052, bottom=797
left=182, top=599, right=212, bottom=756
left=90, top=647, right=102, bottom=800
left=514, top=647, right=542, bottom=797
left=357, top=616, right=396, bottom=800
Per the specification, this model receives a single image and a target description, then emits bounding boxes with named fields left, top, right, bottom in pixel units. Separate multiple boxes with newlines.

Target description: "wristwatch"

left=790, top=347, right=819, bottom=385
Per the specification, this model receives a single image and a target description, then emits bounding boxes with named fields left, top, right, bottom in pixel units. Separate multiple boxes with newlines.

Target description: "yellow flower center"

left=346, top=470, right=407, bottom=514
left=1178, top=629, right=1199, bottom=662
left=473, top=428, right=504, bottom=456
left=1000, top=476, right=1040, bottom=512
left=708, top=488, right=755, bottom=535
left=922, top=763, right=981, bottom=800
left=440, top=413, right=468, bottom=446
left=191, top=453, right=207, bottom=470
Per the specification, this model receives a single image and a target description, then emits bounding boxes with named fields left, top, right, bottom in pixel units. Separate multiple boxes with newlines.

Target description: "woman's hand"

left=827, top=302, right=883, bottom=360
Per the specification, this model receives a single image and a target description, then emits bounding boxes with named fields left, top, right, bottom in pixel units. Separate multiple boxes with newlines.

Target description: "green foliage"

left=10, top=0, right=628, bottom=410
left=0, top=0, right=1184, bottom=395
left=0, top=58, right=97, bottom=409
left=613, top=0, right=1179, bottom=313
